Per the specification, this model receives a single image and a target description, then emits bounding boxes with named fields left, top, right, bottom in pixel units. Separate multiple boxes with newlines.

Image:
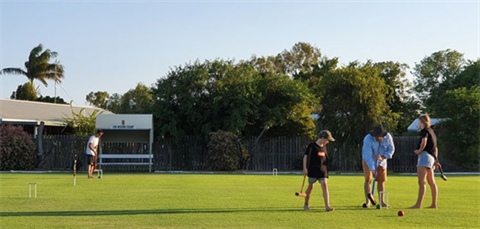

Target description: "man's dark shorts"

left=87, top=155, right=94, bottom=165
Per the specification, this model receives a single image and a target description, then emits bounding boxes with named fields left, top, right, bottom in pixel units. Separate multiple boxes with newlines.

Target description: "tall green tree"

left=424, top=60, right=480, bottom=170
left=153, top=60, right=220, bottom=138
left=433, top=86, right=480, bottom=170
left=250, top=42, right=322, bottom=77
left=425, top=59, right=480, bottom=113
left=247, top=72, right=315, bottom=137
left=413, top=49, right=466, bottom=106
left=449, top=60, right=480, bottom=90
left=152, top=60, right=315, bottom=139
left=11, top=82, right=67, bottom=104
left=317, top=61, right=399, bottom=145
left=10, top=82, right=37, bottom=101
left=87, top=84, right=154, bottom=114
left=375, top=61, right=421, bottom=134
left=118, top=83, right=154, bottom=114
left=106, top=93, right=122, bottom=113
left=249, top=42, right=339, bottom=130
left=1, top=44, right=65, bottom=98
left=86, top=91, right=110, bottom=109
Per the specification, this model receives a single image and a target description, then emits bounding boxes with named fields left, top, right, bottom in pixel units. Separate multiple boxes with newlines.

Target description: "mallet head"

left=295, top=192, right=306, bottom=198
left=441, top=174, right=447, bottom=181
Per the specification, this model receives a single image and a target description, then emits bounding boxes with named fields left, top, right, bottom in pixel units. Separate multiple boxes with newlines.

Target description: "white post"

left=54, top=80, right=57, bottom=103
left=33, top=126, right=38, bottom=139
left=29, top=183, right=37, bottom=199
left=149, top=126, right=153, bottom=173
left=379, top=191, right=389, bottom=209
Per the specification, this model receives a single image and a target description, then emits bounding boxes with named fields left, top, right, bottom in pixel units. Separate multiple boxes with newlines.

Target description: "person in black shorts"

left=86, top=130, right=104, bottom=179
left=303, top=130, right=335, bottom=212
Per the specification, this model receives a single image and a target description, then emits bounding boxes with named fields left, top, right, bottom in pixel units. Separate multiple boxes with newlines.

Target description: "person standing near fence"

left=86, top=130, right=104, bottom=179
left=409, top=114, right=440, bottom=209
left=303, top=130, right=335, bottom=212
left=361, top=125, right=395, bottom=208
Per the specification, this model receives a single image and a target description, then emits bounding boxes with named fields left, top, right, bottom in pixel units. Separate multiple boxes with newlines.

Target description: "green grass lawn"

left=0, top=173, right=479, bottom=229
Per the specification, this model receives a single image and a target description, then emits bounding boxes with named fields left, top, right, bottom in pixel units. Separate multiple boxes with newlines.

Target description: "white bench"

left=99, top=154, right=153, bottom=172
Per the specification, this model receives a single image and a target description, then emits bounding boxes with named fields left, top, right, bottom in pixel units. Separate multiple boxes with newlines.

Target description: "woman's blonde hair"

left=419, top=114, right=431, bottom=128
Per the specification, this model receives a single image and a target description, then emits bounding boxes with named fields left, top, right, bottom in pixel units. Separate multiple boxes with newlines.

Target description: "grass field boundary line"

left=0, top=170, right=70, bottom=174
left=153, top=171, right=480, bottom=176
left=1, top=170, right=478, bottom=175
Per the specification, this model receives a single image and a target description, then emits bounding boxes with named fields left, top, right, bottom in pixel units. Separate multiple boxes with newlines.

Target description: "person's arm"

left=414, top=130, right=428, bottom=154
left=414, top=137, right=427, bottom=155
left=89, top=142, right=96, bottom=156
left=362, top=136, right=376, bottom=171
left=303, top=145, right=313, bottom=176
left=434, top=147, right=440, bottom=170
left=381, top=133, right=395, bottom=160
left=303, top=154, right=308, bottom=176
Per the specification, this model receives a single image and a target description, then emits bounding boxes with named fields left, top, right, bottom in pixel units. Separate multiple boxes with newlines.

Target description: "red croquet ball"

left=398, top=211, right=404, bottom=216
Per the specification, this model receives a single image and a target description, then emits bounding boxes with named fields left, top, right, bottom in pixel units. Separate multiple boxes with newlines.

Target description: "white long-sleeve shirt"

left=362, top=133, right=395, bottom=171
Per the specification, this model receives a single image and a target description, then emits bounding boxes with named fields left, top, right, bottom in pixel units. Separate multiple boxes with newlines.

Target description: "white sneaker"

left=304, top=205, right=310, bottom=211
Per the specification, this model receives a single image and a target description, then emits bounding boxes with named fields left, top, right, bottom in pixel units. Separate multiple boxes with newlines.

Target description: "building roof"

left=0, top=98, right=112, bottom=126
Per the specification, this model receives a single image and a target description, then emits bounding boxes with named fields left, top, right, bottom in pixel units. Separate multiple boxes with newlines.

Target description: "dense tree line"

left=4, top=42, right=477, bottom=170
left=85, top=83, right=153, bottom=114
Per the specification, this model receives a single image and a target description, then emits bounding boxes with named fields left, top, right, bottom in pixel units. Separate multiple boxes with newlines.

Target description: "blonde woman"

left=409, top=114, right=440, bottom=209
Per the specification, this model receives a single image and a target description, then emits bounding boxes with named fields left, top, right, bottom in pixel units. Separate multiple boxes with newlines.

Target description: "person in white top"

left=86, top=130, right=104, bottom=179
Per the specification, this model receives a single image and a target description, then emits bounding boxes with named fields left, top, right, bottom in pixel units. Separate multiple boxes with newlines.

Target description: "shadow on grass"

left=0, top=207, right=304, bottom=217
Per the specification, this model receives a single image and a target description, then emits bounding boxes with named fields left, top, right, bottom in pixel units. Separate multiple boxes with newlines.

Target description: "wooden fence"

left=153, top=137, right=207, bottom=171
left=240, top=136, right=420, bottom=172
left=389, top=136, right=420, bottom=172
left=35, top=135, right=423, bottom=172
left=38, top=135, right=88, bottom=171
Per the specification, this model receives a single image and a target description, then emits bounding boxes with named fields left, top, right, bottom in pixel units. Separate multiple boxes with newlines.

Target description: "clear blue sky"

left=1, top=0, right=479, bottom=105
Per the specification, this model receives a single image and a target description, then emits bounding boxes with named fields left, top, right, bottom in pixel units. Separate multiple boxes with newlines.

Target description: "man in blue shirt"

left=362, top=125, right=395, bottom=208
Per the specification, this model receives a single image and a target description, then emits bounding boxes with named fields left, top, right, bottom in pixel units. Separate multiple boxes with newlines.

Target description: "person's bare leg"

left=88, top=164, right=94, bottom=178
left=409, top=167, right=427, bottom=209
left=320, top=180, right=333, bottom=211
left=378, top=181, right=386, bottom=206
left=362, top=160, right=372, bottom=207
left=304, top=183, right=314, bottom=210
left=364, top=177, right=372, bottom=206
left=87, top=164, right=91, bottom=178
left=426, top=168, right=438, bottom=209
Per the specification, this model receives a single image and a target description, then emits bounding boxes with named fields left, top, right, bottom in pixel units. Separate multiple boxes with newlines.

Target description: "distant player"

left=86, top=129, right=104, bottom=179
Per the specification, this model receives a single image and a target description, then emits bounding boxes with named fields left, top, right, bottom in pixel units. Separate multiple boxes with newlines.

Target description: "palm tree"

left=0, top=44, right=65, bottom=88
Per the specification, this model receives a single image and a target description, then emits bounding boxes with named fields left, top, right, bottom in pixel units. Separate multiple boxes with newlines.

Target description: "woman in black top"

left=409, top=114, right=439, bottom=209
